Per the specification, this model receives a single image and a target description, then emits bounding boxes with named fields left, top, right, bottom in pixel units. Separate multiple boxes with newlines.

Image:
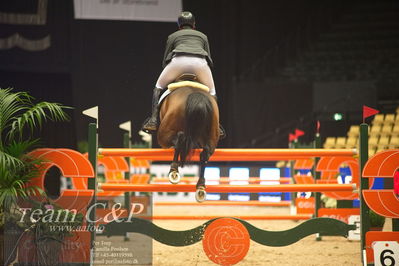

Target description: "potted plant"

left=18, top=200, right=84, bottom=265
left=369, top=209, right=386, bottom=231
left=0, top=208, right=27, bottom=265
left=0, top=88, right=70, bottom=265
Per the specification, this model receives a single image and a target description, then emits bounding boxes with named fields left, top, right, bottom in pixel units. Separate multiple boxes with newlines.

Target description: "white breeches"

left=155, top=55, right=216, bottom=96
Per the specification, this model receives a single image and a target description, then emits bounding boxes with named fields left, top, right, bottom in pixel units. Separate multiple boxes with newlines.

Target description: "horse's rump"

left=157, top=85, right=220, bottom=201
left=158, top=86, right=219, bottom=165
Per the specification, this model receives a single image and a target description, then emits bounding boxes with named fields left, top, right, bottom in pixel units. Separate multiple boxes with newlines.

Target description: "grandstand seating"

left=323, top=137, right=336, bottom=149
left=370, top=124, right=382, bottom=137
left=390, top=135, right=399, bottom=148
left=347, top=125, right=359, bottom=137
left=368, top=135, right=379, bottom=150
left=323, top=108, right=399, bottom=155
left=392, top=124, right=399, bottom=136
left=372, top=114, right=385, bottom=125
left=380, top=124, right=393, bottom=136
left=296, top=1, right=399, bottom=155
left=335, top=137, right=347, bottom=148
left=384, top=114, right=395, bottom=124
left=280, top=1, right=399, bottom=98
left=378, top=135, right=390, bottom=148
left=345, top=136, right=357, bottom=149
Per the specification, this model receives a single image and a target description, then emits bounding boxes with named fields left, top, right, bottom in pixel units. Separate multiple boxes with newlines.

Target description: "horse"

left=157, top=76, right=220, bottom=202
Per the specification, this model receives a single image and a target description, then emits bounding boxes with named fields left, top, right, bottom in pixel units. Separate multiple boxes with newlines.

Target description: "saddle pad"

left=167, top=80, right=210, bottom=93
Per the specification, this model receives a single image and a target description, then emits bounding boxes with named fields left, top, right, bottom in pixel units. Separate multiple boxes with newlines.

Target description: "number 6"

left=380, top=249, right=395, bottom=266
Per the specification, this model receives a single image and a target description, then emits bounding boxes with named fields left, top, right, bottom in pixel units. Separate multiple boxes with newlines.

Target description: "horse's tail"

left=177, top=92, right=214, bottom=166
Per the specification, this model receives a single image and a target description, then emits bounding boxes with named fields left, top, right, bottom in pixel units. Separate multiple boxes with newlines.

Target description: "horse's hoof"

left=168, top=170, right=181, bottom=184
left=195, top=187, right=206, bottom=203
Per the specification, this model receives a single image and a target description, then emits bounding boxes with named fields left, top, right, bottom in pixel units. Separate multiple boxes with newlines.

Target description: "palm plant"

left=0, top=87, right=70, bottom=218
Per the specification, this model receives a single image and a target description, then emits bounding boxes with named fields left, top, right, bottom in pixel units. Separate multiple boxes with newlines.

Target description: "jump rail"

left=152, top=177, right=292, bottom=184
left=98, top=148, right=357, bottom=161
left=154, top=200, right=291, bottom=207
left=98, top=183, right=356, bottom=193
left=140, top=214, right=312, bottom=220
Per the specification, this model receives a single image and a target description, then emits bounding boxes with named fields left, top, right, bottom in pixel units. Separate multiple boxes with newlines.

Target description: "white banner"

left=74, top=0, right=182, bottom=22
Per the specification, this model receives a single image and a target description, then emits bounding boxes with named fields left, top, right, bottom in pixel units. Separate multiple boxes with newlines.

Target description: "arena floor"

left=153, top=205, right=360, bottom=266
left=95, top=204, right=394, bottom=265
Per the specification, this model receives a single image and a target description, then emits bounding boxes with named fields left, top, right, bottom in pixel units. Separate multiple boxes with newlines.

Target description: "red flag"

left=363, top=105, right=379, bottom=120
left=289, top=133, right=296, bottom=142
left=316, top=121, right=320, bottom=134
left=295, top=129, right=305, bottom=138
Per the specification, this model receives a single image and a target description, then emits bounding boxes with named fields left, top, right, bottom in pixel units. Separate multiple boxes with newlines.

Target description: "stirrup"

left=142, top=118, right=158, bottom=134
left=219, top=124, right=226, bottom=140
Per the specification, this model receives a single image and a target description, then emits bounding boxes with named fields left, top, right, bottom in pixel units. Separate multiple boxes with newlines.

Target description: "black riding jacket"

left=162, top=27, right=213, bottom=68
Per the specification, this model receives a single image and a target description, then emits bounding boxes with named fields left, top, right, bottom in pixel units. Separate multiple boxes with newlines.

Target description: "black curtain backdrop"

left=1, top=0, right=368, bottom=149
left=0, top=0, right=75, bottom=148
left=232, top=80, right=313, bottom=148
left=0, top=0, right=71, bottom=73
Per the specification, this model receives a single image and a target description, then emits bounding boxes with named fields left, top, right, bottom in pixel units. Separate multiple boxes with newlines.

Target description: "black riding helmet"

left=178, top=11, right=195, bottom=28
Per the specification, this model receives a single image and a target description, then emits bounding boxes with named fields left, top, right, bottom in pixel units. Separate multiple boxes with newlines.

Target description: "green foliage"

left=0, top=88, right=71, bottom=224
left=0, top=88, right=70, bottom=145
left=0, top=148, right=44, bottom=213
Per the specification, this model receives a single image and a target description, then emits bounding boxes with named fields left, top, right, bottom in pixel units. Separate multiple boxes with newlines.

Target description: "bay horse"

left=157, top=76, right=220, bottom=202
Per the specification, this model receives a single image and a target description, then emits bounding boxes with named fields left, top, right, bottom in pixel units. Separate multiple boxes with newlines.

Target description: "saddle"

left=162, top=73, right=226, bottom=140
left=167, top=73, right=210, bottom=93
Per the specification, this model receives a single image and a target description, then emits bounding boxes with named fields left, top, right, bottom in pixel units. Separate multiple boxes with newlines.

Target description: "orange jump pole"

left=98, top=148, right=357, bottom=161
left=98, top=183, right=356, bottom=193
left=147, top=214, right=312, bottom=220
left=152, top=177, right=292, bottom=184
left=154, top=200, right=291, bottom=207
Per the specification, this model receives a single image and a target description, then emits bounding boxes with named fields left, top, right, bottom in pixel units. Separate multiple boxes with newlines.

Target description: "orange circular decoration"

left=202, top=218, right=250, bottom=266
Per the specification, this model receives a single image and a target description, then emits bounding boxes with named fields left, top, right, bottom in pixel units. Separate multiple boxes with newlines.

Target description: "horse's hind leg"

left=168, top=132, right=184, bottom=184
left=195, top=146, right=212, bottom=202
left=168, top=148, right=181, bottom=184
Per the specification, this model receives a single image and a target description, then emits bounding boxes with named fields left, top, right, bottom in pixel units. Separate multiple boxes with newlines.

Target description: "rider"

left=142, top=11, right=216, bottom=134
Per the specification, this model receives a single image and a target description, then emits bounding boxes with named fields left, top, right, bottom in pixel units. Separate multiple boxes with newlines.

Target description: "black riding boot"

left=142, top=87, right=163, bottom=134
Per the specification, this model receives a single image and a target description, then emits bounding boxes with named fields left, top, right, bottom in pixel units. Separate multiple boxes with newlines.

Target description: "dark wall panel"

left=313, top=81, right=377, bottom=113
left=71, top=19, right=176, bottom=147
left=232, top=80, right=313, bottom=148
left=1, top=0, right=364, bottom=149
left=0, top=0, right=72, bottom=73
